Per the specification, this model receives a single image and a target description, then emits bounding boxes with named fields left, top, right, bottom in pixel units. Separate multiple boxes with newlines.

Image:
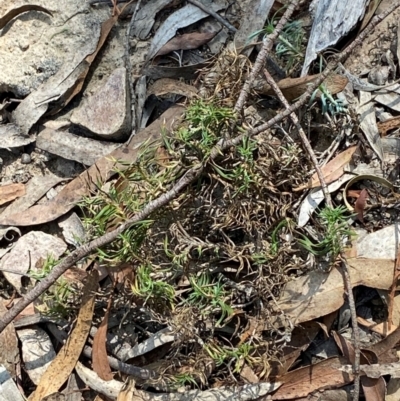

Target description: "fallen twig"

left=187, top=0, right=237, bottom=33
left=262, top=68, right=332, bottom=207
left=234, top=0, right=301, bottom=113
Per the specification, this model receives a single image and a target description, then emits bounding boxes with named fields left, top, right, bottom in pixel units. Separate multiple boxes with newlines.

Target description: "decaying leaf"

left=358, top=90, right=383, bottom=160
left=156, top=31, right=216, bottom=56
left=0, top=302, right=19, bottom=378
left=294, top=146, right=357, bottom=191
left=0, top=4, right=52, bottom=30
left=377, top=115, right=400, bottom=136
left=271, top=357, right=352, bottom=400
left=92, top=296, right=113, bottom=381
left=354, top=188, right=369, bottom=222
left=146, top=0, right=227, bottom=61
left=255, top=73, right=348, bottom=101
left=274, top=259, right=400, bottom=326
left=30, top=270, right=99, bottom=401
left=0, top=105, right=185, bottom=226
left=147, top=78, right=198, bottom=98
left=0, top=183, right=25, bottom=206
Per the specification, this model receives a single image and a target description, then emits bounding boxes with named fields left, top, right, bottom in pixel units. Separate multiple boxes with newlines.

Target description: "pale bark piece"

left=297, top=173, right=354, bottom=227
left=375, top=86, right=400, bottom=111
left=302, top=0, right=369, bottom=76
left=37, top=128, right=119, bottom=165
left=57, top=212, right=86, bottom=247
left=358, top=90, right=383, bottom=160
left=340, top=362, right=400, bottom=378
left=156, top=31, right=216, bottom=56
left=75, top=361, right=281, bottom=401
left=356, top=224, right=400, bottom=259
left=0, top=173, right=65, bottom=219
left=0, top=105, right=185, bottom=227
left=0, top=124, right=36, bottom=148
left=17, top=327, right=56, bottom=385
left=0, top=231, right=67, bottom=293
left=275, top=260, right=397, bottom=326
left=147, top=78, right=198, bottom=98
left=30, top=270, right=99, bottom=401
left=0, top=183, right=25, bottom=206
left=232, top=0, right=274, bottom=55
left=121, top=328, right=176, bottom=361
left=70, top=67, right=131, bottom=140
left=146, top=0, right=228, bottom=61
left=0, top=365, right=25, bottom=401
left=130, top=0, right=175, bottom=40
left=0, top=1, right=106, bottom=98
left=0, top=302, right=19, bottom=378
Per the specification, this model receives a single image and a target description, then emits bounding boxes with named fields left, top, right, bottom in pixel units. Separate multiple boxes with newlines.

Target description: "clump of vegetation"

left=299, top=206, right=354, bottom=262
left=78, top=92, right=309, bottom=387
left=29, top=256, right=77, bottom=318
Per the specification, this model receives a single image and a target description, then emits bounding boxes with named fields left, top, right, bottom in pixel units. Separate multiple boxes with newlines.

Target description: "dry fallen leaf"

left=30, top=270, right=99, bottom=401
left=354, top=188, right=369, bottom=222
left=274, top=259, right=399, bottom=326
left=156, top=31, right=216, bottom=56
left=147, top=78, right=198, bottom=98
left=92, top=296, right=113, bottom=381
left=294, top=146, right=357, bottom=191
left=255, top=73, right=348, bottom=101
left=271, top=357, right=352, bottom=400
left=0, top=183, right=25, bottom=206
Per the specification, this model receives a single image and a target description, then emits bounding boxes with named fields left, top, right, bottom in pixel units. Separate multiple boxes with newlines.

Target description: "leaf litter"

left=2, top=1, right=400, bottom=400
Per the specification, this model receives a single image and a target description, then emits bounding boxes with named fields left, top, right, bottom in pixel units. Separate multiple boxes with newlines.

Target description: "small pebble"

left=21, top=153, right=31, bottom=164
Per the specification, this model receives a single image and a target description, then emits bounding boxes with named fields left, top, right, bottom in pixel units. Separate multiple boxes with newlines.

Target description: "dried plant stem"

left=234, top=0, right=300, bottom=113
left=187, top=0, right=237, bottom=33
left=262, top=69, right=332, bottom=207
left=340, top=257, right=361, bottom=401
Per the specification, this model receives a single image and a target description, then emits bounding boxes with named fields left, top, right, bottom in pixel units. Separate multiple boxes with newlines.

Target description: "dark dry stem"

left=187, top=0, right=237, bottom=33
left=234, top=0, right=301, bottom=113
left=340, top=257, right=361, bottom=401
left=262, top=68, right=332, bottom=207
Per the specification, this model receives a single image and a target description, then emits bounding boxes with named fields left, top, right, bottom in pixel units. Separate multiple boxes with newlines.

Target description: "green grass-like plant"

left=249, top=17, right=305, bottom=74
left=29, top=255, right=76, bottom=318
left=298, top=206, right=353, bottom=261
left=131, top=264, right=175, bottom=308
left=186, top=273, right=233, bottom=327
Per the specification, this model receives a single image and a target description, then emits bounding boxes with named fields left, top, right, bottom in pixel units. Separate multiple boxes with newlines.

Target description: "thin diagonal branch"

left=234, top=0, right=301, bottom=113
left=262, top=68, right=332, bottom=207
